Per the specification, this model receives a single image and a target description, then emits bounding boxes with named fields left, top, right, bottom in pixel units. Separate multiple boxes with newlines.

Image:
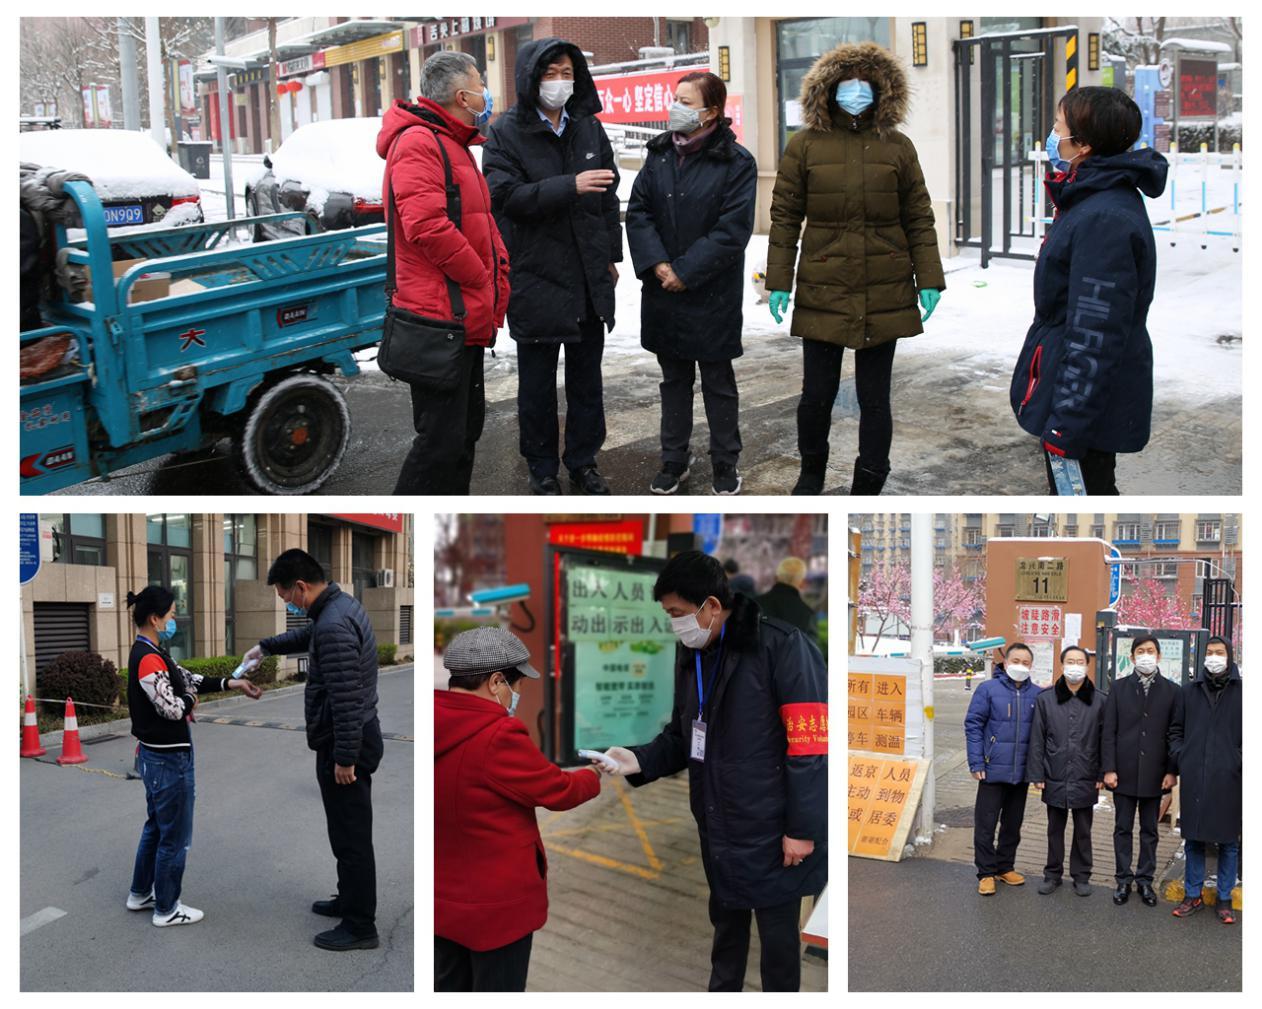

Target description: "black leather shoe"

left=1138, top=882, right=1157, bottom=906
left=529, top=474, right=563, bottom=496
left=569, top=465, right=610, bottom=495
left=313, top=924, right=380, bottom=951
left=312, top=896, right=342, bottom=917
left=1073, top=881, right=1092, bottom=897
left=1037, top=878, right=1061, bottom=895
left=1113, top=883, right=1132, bottom=905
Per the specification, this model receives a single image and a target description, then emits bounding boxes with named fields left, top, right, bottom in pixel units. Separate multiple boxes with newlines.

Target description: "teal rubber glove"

left=919, top=288, right=941, bottom=323
left=769, top=290, right=791, bottom=324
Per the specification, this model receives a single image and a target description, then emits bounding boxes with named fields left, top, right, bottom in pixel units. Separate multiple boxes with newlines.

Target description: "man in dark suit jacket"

left=756, top=557, right=819, bottom=649
left=1100, top=635, right=1182, bottom=907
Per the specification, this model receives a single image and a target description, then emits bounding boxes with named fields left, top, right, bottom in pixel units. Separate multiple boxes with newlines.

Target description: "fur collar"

left=646, top=120, right=738, bottom=159
left=799, top=42, right=910, bottom=136
left=1055, top=674, right=1095, bottom=704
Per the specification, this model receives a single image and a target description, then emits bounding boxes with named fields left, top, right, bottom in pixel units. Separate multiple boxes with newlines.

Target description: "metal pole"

left=117, top=18, right=141, bottom=130
left=215, top=18, right=236, bottom=220
left=144, top=17, right=165, bottom=150
left=911, top=513, right=935, bottom=842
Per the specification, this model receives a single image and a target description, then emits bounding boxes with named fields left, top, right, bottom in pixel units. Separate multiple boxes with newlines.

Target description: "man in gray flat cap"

left=435, top=626, right=602, bottom=991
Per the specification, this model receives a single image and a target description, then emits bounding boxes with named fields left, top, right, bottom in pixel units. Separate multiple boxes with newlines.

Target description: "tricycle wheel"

left=235, top=373, right=350, bottom=494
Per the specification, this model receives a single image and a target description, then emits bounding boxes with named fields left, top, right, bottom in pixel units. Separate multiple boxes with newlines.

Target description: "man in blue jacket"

left=964, top=642, right=1044, bottom=895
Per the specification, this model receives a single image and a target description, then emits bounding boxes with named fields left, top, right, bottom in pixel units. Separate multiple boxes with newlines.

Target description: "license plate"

left=103, top=204, right=145, bottom=226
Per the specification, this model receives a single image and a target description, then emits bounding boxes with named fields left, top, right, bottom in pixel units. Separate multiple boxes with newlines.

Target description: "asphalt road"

left=848, top=857, right=1241, bottom=992
left=20, top=667, right=415, bottom=992
left=50, top=335, right=1242, bottom=497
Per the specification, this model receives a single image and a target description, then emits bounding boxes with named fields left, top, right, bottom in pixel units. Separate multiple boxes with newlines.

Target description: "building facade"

left=22, top=513, right=414, bottom=694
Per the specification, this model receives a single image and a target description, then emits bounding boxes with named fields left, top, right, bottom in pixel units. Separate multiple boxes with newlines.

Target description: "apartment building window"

left=1153, top=520, right=1181, bottom=544
left=1120, top=562, right=1139, bottom=581
left=39, top=513, right=107, bottom=565
left=964, top=528, right=984, bottom=546
left=1031, top=523, right=1053, bottom=538
left=1091, top=523, right=1105, bottom=539
left=147, top=514, right=194, bottom=660
left=1152, top=560, right=1179, bottom=580
left=1114, top=521, right=1140, bottom=543
left=223, top=514, right=258, bottom=655
left=1196, top=519, right=1222, bottom=543
left=995, top=524, right=1014, bottom=537
left=1063, top=523, right=1078, bottom=537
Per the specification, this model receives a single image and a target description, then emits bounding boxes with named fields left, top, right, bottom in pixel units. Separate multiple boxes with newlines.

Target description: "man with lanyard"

left=598, top=551, right=828, bottom=991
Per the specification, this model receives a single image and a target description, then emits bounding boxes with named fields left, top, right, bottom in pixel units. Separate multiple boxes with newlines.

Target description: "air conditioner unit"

left=377, top=569, right=395, bottom=588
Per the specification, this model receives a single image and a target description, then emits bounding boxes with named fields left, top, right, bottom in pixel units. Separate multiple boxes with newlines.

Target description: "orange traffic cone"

left=20, top=695, right=45, bottom=757
left=56, top=697, right=88, bottom=766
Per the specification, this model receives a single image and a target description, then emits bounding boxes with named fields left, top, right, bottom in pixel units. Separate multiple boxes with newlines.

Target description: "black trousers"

left=1113, top=792, right=1160, bottom=884
left=708, top=890, right=802, bottom=992
left=394, top=345, right=485, bottom=494
left=973, top=781, right=1029, bottom=878
left=797, top=338, right=897, bottom=469
left=315, top=720, right=382, bottom=935
left=1043, top=447, right=1119, bottom=495
left=516, top=322, right=606, bottom=480
left=657, top=352, right=741, bottom=466
left=434, top=933, right=533, bottom=992
left=1045, top=804, right=1094, bottom=883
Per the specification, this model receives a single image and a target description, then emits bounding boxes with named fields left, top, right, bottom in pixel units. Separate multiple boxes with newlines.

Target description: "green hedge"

left=936, top=656, right=983, bottom=677
left=117, top=654, right=281, bottom=702
left=378, top=643, right=397, bottom=666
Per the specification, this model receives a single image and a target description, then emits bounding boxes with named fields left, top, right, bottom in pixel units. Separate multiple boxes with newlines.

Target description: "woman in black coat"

left=1169, top=636, right=1242, bottom=923
left=626, top=72, right=757, bottom=496
left=1025, top=647, right=1104, bottom=895
left=1010, top=86, right=1168, bottom=495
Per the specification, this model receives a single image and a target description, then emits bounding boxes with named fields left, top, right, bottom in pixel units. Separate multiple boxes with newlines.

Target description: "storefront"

left=21, top=513, right=415, bottom=693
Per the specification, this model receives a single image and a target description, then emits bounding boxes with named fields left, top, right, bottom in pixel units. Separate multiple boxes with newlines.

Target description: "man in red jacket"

left=435, top=626, right=602, bottom=991
left=377, top=51, right=511, bottom=495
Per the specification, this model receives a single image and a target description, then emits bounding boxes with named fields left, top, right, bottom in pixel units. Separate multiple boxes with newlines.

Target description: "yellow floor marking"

left=545, top=843, right=661, bottom=881
left=540, top=779, right=668, bottom=880
left=615, top=778, right=665, bottom=871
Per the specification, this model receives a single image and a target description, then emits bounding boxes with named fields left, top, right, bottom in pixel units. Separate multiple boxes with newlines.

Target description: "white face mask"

left=1063, top=663, right=1088, bottom=684
left=1134, top=654, right=1159, bottom=675
left=670, top=599, right=716, bottom=650
left=1006, top=662, right=1031, bottom=682
left=538, top=79, right=574, bottom=111
left=1205, top=655, right=1229, bottom=675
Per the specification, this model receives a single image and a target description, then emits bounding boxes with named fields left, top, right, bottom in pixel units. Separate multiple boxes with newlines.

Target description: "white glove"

left=580, top=747, right=641, bottom=776
left=236, top=644, right=265, bottom=678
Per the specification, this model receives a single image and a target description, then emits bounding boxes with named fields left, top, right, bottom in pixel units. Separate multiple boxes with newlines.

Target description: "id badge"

left=690, top=719, right=707, bottom=761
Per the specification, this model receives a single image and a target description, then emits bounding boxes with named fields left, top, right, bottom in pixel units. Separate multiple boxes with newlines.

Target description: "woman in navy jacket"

left=626, top=72, right=758, bottom=496
left=1010, top=86, right=1168, bottom=494
left=964, top=643, right=1045, bottom=894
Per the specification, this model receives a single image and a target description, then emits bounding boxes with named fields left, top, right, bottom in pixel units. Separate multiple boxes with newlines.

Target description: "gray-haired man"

left=376, top=51, right=510, bottom=495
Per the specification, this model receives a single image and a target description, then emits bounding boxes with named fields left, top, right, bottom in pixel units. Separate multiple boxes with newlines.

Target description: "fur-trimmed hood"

left=799, top=41, right=910, bottom=134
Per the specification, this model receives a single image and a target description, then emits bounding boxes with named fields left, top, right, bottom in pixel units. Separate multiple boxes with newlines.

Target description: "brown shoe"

left=978, top=876, right=996, bottom=896
left=997, top=871, right=1026, bottom=886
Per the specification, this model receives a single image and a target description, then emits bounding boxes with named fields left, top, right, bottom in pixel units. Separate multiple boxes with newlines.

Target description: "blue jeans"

left=130, top=745, right=196, bottom=915
left=1185, top=839, right=1240, bottom=904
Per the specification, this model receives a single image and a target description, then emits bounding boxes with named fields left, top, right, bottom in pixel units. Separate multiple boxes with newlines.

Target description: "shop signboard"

left=327, top=513, right=405, bottom=533
left=549, top=520, right=643, bottom=556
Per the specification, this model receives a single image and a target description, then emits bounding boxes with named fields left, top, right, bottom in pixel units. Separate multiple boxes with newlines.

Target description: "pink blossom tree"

left=933, top=565, right=986, bottom=641
left=1117, top=577, right=1198, bottom=630
left=858, top=563, right=910, bottom=649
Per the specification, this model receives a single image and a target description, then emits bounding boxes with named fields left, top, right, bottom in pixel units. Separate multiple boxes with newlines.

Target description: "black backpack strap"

left=385, top=125, right=467, bottom=321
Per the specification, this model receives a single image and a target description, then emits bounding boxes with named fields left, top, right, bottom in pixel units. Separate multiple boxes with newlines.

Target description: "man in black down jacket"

left=756, top=557, right=820, bottom=650
left=483, top=38, right=622, bottom=496
left=245, top=549, right=383, bottom=951
left=1169, top=636, right=1242, bottom=923
left=1100, top=635, right=1181, bottom=907
left=599, top=552, right=827, bottom=991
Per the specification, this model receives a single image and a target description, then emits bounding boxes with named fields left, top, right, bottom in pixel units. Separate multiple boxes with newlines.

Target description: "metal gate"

left=33, top=602, right=91, bottom=674
left=1201, top=576, right=1236, bottom=644
left=954, top=27, right=1078, bottom=267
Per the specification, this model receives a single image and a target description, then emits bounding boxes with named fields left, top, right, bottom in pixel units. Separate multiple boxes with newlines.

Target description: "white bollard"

left=1232, top=142, right=1241, bottom=253
left=1169, top=142, right=1179, bottom=247
left=1200, top=142, right=1210, bottom=250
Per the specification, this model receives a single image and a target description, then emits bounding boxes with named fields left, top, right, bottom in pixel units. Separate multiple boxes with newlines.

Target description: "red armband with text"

left=780, top=702, right=828, bottom=756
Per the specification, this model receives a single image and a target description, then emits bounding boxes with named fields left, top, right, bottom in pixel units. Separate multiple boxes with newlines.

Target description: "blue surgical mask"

left=1045, top=126, right=1071, bottom=173
left=158, top=618, right=177, bottom=641
left=495, top=676, right=521, bottom=717
left=286, top=602, right=307, bottom=618
left=462, top=86, right=493, bottom=127
left=835, top=79, right=873, bottom=116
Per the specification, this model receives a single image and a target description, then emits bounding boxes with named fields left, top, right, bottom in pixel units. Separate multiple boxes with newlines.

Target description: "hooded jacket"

left=1169, top=650, right=1242, bottom=843
left=626, top=121, right=758, bottom=361
left=964, top=666, right=1045, bottom=784
left=482, top=38, right=622, bottom=344
left=259, top=583, right=380, bottom=768
left=1025, top=673, right=1105, bottom=809
left=1010, top=149, right=1169, bottom=458
left=625, top=594, right=828, bottom=910
left=376, top=97, right=510, bottom=348
left=766, top=42, right=946, bottom=349
left=434, top=689, right=601, bottom=951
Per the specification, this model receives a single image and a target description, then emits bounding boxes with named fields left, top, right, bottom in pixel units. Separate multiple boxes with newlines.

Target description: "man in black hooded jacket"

left=483, top=38, right=622, bottom=496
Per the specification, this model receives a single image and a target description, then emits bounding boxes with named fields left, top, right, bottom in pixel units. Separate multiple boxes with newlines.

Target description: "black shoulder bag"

left=378, top=127, right=467, bottom=390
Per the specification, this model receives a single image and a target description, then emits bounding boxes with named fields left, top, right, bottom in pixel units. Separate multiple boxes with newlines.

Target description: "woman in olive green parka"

left=767, top=42, right=945, bottom=495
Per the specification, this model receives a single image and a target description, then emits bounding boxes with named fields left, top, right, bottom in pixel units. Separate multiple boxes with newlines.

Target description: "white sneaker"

left=152, top=902, right=204, bottom=927
left=126, top=889, right=155, bottom=911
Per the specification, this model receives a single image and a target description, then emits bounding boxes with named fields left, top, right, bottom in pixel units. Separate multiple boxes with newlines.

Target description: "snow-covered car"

left=246, top=116, right=485, bottom=241
left=246, top=117, right=387, bottom=242
left=18, top=128, right=203, bottom=229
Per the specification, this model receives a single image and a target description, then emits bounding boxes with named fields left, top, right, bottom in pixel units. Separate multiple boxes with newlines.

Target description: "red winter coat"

left=377, top=99, right=510, bottom=347
left=434, top=689, right=600, bottom=951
